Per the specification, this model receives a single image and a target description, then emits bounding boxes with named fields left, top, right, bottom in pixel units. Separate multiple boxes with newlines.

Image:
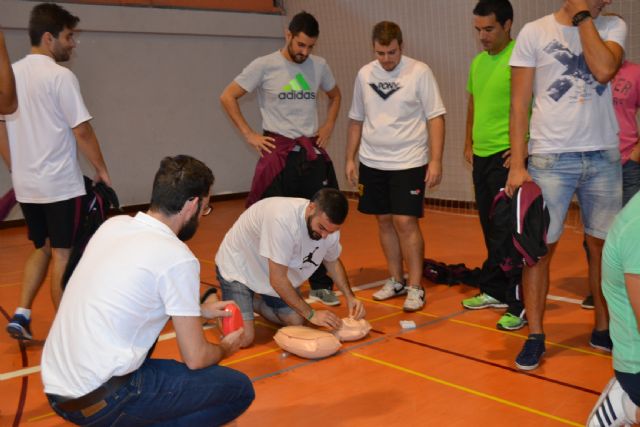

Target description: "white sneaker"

left=587, top=378, right=635, bottom=427
left=372, top=278, right=406, bottom=301
left=403, top=286, right=425, bottom=312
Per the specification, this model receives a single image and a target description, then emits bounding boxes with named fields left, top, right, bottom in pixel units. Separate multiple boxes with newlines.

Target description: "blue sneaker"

left=515, top=334, right=546, bottom=371
left=590, top=329, right=613, bottom=352
left=6, top=314, right=32, bottom=340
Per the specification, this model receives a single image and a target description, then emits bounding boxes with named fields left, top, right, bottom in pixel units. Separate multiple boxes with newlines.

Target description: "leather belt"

left=53, top=373, right=133, bottom=414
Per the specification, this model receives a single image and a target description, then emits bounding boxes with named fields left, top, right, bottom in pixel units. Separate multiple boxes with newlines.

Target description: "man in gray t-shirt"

left=220, top=11, right=342, bottom=306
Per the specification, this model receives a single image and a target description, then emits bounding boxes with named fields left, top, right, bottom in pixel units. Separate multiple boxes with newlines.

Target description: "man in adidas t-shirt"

left=506, top=0, right=626, bottom=371
left=346, top=21, right=446, bottom=312
left=220, top=11, right=343, bottom=307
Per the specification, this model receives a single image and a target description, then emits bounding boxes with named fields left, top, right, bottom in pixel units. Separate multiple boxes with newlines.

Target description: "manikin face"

left=374, top=39, right=402, bottom=72
left=286, top=31, right=317, bottom=64
left=306, top=209, right=340, bottom=241
left=50, top=27, right=76, bottom=62
left=473, top=13, right=511, bottom=55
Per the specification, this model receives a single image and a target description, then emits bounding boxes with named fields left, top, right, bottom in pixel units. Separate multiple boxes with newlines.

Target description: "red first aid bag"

left=222, top=304, right=244, bottom=335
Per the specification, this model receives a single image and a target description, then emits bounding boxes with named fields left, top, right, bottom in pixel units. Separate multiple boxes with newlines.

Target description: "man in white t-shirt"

left=0, top=3, right=111, bottom=341
left=0, top=29, right=17, bottom=114
left=220, top=11, right=343, bottom=307
left=215, top=188, right=366, bottom=347
left=346, top=21, right=446, bottom=312
left=42, top=155, right=254, bottom=426
left=506, top=0, right=626, bottom=371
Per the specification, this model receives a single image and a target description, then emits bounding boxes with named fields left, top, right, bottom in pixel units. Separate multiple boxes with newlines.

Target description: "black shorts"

left=357, top=163, right=426, bottom=218
left=616, top=370, right=640, bottom=407
left=20, top=197, right=80, bottom=249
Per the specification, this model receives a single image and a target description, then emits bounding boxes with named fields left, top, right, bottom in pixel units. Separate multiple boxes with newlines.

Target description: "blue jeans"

left=528, top=148, right=622, bottom=243
left=48, top=359, right=254, bottom=426
left=623, top=159, right=640, bottom=206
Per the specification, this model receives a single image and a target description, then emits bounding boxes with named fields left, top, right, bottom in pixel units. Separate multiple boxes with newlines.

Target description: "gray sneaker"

left=403, top=286, right=425, bottom=312
left=309, top=289, right=340, bottom=306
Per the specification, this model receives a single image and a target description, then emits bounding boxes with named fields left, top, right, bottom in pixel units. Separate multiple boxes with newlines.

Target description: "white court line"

left=0, top=281, right=582, bottom=381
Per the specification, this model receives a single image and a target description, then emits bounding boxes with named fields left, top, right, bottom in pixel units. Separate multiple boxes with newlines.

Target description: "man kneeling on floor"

left=215, top=188, right=366, bottom=347
left=41, top=155, right=254, bottom=426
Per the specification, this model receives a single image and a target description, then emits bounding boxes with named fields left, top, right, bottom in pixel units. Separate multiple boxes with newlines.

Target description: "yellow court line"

left=221, top=348, right=280, bottom=366
left=351, top=352, right=582, bottom=427
left=449, top=319, right=612, bottom=359
left=199, top=258, right=215, bottom=266
left=0, top=281, right=20, bottom=288
left=28, top=412, right=56, bottom=422
left=369, top=311, right=405, bottom=323
left=255, top=320, right=278, bottom=331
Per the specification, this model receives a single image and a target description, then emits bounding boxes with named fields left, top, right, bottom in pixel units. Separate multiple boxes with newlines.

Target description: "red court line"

left=0, top=305, right=29, bottom=427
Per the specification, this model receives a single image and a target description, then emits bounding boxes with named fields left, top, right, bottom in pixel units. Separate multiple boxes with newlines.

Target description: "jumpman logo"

left=301, top=247, right=320, bottom=268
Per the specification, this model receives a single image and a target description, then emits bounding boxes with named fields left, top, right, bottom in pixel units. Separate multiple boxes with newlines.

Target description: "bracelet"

left=572, top=10, right=592, bottom=27
left=306, top=309, right=315, bottom=321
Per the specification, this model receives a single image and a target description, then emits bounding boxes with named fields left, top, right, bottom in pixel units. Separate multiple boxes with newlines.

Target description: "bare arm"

left=505, top=66, right=535, bottom=196
left=72, top=121, right=111, bottom=186
left=268, top=259, right=342, bottom=329
left=316, top=85, right=341, bottom=148
left=425, top=114, right=445, bottom=188
left=0, top=32, right=17, bottom=115
left=345, top=119, right=363, bottom=187
left=0, top=121, right=10, bottom=170
left=323, top=258, right=365, bottom=319
left=220, top=81, right=275, bottom=156
left=564, top=0, right=624, bottom=83
left=464, top=95, right=474, bottom=165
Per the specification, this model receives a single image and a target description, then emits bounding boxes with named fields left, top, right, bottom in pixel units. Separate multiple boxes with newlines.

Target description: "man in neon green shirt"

left=588, top=192, right=640, bottom=426
left=461, top=0, right=524, bottom=331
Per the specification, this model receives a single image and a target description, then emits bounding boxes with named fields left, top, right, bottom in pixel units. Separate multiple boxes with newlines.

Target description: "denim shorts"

left=623, top=159, right=640, bottom=207
left=217, top=268, right=296, bottom=321
left=528, top=148, right=622, bottom=243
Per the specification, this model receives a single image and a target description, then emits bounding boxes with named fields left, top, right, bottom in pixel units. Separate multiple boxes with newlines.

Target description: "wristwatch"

left=572, top=10, right=592, bottom=27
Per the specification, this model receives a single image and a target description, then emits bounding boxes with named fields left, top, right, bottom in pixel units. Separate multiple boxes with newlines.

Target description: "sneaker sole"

left=515, top=352, right=545, bottom=371
left=6, top=324, right=32, bottom=341
left=586, top=378, right=619, bottom=426
left=403, top=303, right=424, bottom=313
left=372, top=290, right=407, bottom=301
left=497, top=320, right=528, bottom=331
left=462, top=302, right=509, bottom=310
left=589, top=342, right=613, bottom=353
left=308, top=295, right=340, bottom=307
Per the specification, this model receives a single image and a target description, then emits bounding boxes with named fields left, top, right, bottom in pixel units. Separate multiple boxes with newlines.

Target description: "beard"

left=178, top=210, right=200, bottom=242
left=287, top=42, right=307, bottom=64
left=306, top=216, right=321, bottom=241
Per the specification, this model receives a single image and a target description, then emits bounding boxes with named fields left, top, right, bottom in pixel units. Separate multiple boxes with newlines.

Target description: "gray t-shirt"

left=235, top=51, right=336, bottom=138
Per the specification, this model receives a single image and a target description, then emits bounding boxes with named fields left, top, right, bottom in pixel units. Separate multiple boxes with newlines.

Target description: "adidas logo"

left=369, top=81, right=401, bottom=100
left=279, top=73, right=316, bottom=100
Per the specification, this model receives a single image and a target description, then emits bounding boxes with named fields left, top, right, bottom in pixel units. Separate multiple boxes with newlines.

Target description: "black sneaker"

left=590, top=329, right=613, bottom=352
left=515, top=334, right=546, bottom=371
left=6, top=314, right=32, bottom=340
left=582, top=295, right=595, bottom=310
left=200, top=287, right=218, bottom=304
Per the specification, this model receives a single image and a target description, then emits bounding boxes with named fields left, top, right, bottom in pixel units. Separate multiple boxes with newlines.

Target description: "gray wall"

left=0, top=0, right=286, bottom=220
left=2, top=0, right=639, bottom=222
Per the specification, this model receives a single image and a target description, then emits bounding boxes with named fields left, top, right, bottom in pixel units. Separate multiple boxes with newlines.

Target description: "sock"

left=622, top=392, right=639, bottom=423
left=15, top=307, right=31, bottom=319
left=529, top=333, right=545, bottom=341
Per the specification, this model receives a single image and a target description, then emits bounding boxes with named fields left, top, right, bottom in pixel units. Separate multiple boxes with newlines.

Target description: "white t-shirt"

left=41, top=213, right=201, bottom=397
left=348, top=56, right=446, bottom=170
left=235, top=51, right=336, bottom=139
left=215, top=197, right=342, bottom=297
left=510, top=14, right=627, bottom=154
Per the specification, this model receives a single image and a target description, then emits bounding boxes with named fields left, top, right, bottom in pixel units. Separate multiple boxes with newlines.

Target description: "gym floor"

left=0, top=198, right=609, bottom=426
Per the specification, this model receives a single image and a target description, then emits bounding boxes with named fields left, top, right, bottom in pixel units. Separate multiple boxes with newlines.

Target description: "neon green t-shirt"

left=467, top=40, right=514, bottom=157
left=602, top=193, right=640, bottom=373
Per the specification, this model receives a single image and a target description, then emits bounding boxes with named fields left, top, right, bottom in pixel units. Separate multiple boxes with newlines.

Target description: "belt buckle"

left=80, top=400, right=107, bottom=418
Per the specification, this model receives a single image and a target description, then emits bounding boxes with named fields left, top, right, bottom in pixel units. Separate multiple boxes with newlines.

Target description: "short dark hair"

left=288, top=11, right=319, bottom=38
left=149, top=155, right=214, bottom=216
left=312, top=188, right=348, bottom=225
left=372, top=21, right=403, bottom=46
left=29, top=3, right=80, bottom=47
left=473, top=0, right=513, bottom=27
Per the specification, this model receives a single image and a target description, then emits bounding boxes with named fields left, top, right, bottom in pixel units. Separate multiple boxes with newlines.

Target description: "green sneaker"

left=497, top=312, right=527, bottom=331
left=462, top=293, right=508, bottom=310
